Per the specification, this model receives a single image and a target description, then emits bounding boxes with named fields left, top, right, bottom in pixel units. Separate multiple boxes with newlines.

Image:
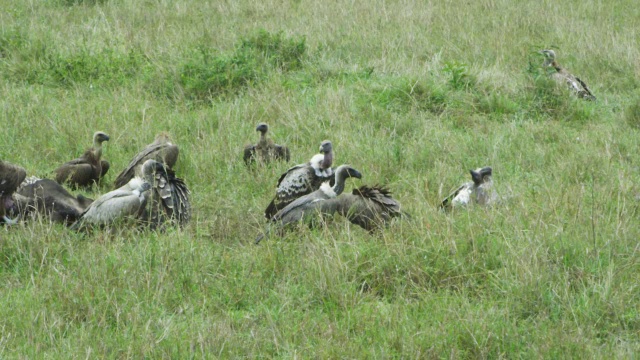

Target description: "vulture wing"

left=114, top=142, right=179, bottom=188
left=264, top=164, right=318, bottom=219
left=142, top=164, right=191, bottom=229
left=243, top=145, right=256, bottom=165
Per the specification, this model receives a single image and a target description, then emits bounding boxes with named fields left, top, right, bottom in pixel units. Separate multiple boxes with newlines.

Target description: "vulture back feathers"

left=139, top=161, right=191, bottom=229
left=243, top=123, right=290, bottom=165
left=114, top=132, right=179, bottom=188
left=54, top=131, right=110, bottom=188
left=540, top=49, right=595, bottom=101
left=70, top=159, right=157, bottom=230
left=264, top=140, right=335, bottom=219
left=0, top=160, right=27, bottom=225
left=319, top=185, right=406, bottom=232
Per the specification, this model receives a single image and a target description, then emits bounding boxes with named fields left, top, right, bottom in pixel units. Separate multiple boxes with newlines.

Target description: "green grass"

left=1, top=0, right=640, bottom=357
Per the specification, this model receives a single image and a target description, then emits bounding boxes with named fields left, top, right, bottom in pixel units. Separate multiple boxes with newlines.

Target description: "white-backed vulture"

left=13, top=178, right=94, bottom=225
left=318, top=185, right=407, bottom=233
left=0, top=160, right=27, bottom=225
left=138, top=161, right=191, bottom=229
left=70, top=159, right=158, bottom=230
left=243, top=123, right=290, bottom=165
left=264, top=140, right=334, bottom=219
left=540, top=49, right=595, bottom=101
left=54, top=131, right=110, bottom=188
left=256, top=165, right=362, bottom=244
left=440, top=166, right=496, bottom=209
left=113, top=132, right=179, bottom=189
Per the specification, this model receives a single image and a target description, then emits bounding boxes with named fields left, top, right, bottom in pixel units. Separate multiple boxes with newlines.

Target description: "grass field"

left=1, top=0, right=640, bottom=357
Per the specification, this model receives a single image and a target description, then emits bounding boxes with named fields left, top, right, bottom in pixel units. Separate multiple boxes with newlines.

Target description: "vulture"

left=70, top=159, right=158, bottom=230
left=318, top=185, right=406, bottom=233
left=264, top=140, right=334, bottom=219
left=256, top=165, right=362, bottom=244
left=0, top=160, right=27, bottom=225
left=440, top=166, right=496, bottom=209
left=540, top=49, right=596, bottom=101
left=13, top=177, right=94, bottom=225
left=113, top=132, right=179, bottom=189
left=243, top=123, right=291, bottom=165
left=138, top=161, right=191, bottom=229
left=54, top=131, right=110, bottom=188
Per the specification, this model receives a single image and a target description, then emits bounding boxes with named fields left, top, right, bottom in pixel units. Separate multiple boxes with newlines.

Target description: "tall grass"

left=1, top=0, right=639, bottom=357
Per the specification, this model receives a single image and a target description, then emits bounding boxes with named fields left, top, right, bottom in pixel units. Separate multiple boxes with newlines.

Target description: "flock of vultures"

left=0, top=50, right=595, bottom=242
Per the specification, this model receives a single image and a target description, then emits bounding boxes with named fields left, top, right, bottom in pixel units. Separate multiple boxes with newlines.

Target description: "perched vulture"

left=264, top=140, right=334, bottom=219
left=54, top=131, right=110, bottom=188
left=243, top=123, right=290, bottom=165
left=256, top=165, right=362, bottom=244
left=540, top=49, right=595, bottom=101
left=13, top=177, right=94, bottom=225
left=70, top=159, right=158, bottom=230
left=440, top=166, right=496, bottom=209
left=0, top=160, right=27, bottom=225
left=113, top=132, right=179, bottom=189
left=138, top=161, right=191, bottom=229
left=318, top=185, right=406, bottom=233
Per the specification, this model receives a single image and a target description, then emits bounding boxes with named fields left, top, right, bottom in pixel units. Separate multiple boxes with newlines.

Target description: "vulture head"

left=540, top=49, right=556, bottom=67
left=256, top=123, right=269, bottom=136
left=470, top=167, right=492, bottom=185
left=93, top=131, right=110, bottom=146
left=319, top=140, right=333, bottom=170
left=335, top=165, right=362, bottom=181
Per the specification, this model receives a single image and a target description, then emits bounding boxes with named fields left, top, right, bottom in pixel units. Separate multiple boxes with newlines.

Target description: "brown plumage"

left=540, top=49, right=595, bottom=101
left=114, top=132, right=179, bottom=189
left=243, top=123, right=290, bottom=165
left=139, top=161, right=191, bottom=229
left=54, top=131, right=110, bottom=188
left=13, top=178, right=94, bottom=225
left=319, top=185, right=406, bottom=232
left=0, top=160, right=27, bottom=225
left=264, top=140, right=334, bottom=219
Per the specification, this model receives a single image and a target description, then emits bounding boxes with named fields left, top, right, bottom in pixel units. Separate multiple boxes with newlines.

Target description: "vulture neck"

left=258, top=131, right=268, bottom=146
left=328, top=170, right=349, bottom=197
left=321, top=151, right=333, bottom=170
left=92, top=140, right=104, bottom=159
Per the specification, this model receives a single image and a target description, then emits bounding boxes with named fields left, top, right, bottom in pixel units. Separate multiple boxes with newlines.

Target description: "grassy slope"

left=1, top=0, right=640, bottom=357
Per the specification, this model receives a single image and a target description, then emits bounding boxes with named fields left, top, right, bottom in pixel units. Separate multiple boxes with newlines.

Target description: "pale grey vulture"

left=440, top=167, right=496, bottom=209
left=318, top=185, right=406, bottom=233
left=0, top=160, right=27, bottom=225
left=138, top=161, right=191, bottom=229
left=540, top=49, right=595, bottom=101
left=264, top=140, right=334, bottom=219
left=114, top=132, right=179, bottom=188
left=256, top=165, right=362, bottom=244
left=70, top=159, right=158, bottom=230
left=54, top=131, right=110, bottom=188
left=13, top=177, right=94, bottom=225
left=243, top=123, right=290, bottom=165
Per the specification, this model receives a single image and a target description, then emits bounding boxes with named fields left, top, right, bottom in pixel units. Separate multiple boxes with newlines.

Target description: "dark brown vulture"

left=70, top=159, right=158, bottom=230
left=256, top=165, right=361, bottom=244
left=13, top=177, right=94, bottom=225
left=0, top=160, right=27, bottom=225
left=540, top=49, right=595, bottom=101
left=318, top=185, right=406, bottom=233
left=440, top=166, right=496, bottom=210
left=264, top=140, right=334, bottom=219
left=54, top=131, right=110, bottom=188
left=243, top=123, right=290, bottom=165
left=113, top=132, right=179, bottom=189
left=138, top=161, right=191, bottom=229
